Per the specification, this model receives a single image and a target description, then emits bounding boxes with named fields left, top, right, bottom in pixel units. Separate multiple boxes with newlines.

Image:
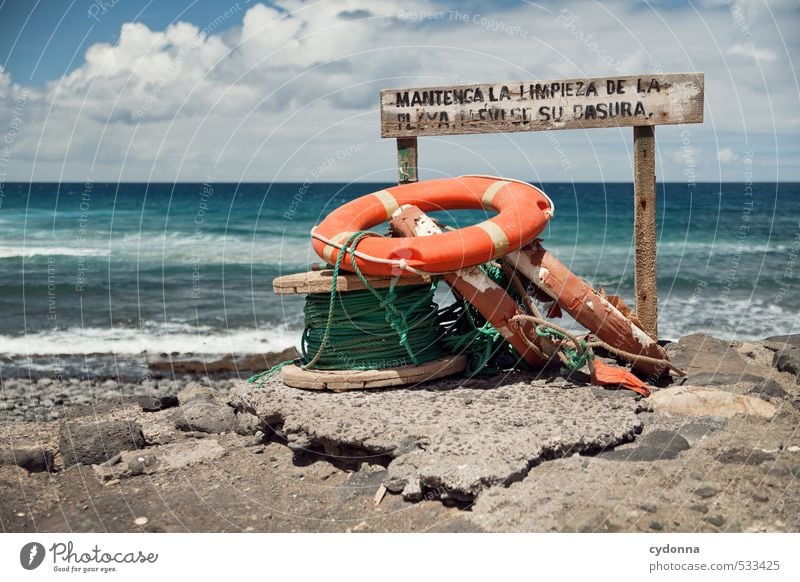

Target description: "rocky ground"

left=1, top=333, right=798, bottom=533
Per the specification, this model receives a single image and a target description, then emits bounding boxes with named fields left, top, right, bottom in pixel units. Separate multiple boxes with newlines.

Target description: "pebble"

left=252, top=446, right=265, bottom=454
left=703, top=515, right=726, bottom=527
left=648, top=521, right=664, bottom=531
left=639, top=503, right=657, bottom=514
left=762, top=466, right=790, bottom=478
left=689, top=504, right=708, bottom=514
left=751, top=493, right=769, bottom=503
left=694, top=486, right=717, bottom=498
left=134, top=517, right=148, bottom=526
left=137, top=395, right=178, bottom=412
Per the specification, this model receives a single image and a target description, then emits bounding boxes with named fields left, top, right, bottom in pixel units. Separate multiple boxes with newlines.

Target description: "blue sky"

left=0, top=0, right=797, bottom=182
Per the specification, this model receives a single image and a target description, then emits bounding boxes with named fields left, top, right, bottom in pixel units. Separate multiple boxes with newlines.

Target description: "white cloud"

left=717, top=148, right=739, bottom=163
left=0, top=0, right=797, bottom=181
left=728, top=43, right=778, bottom=62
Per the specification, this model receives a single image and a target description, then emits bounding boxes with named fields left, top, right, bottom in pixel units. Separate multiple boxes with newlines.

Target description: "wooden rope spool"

left=273, top=269, right=467, bottom=391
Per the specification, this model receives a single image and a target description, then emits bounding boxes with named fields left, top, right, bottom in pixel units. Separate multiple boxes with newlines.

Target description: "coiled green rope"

left=248, top=231, right=516, bottom=386
left=300, top=283, right=445, bottom=370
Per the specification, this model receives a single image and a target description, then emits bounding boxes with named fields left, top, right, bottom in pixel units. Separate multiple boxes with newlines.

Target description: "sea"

left=0, top=181, right=798, bottom=379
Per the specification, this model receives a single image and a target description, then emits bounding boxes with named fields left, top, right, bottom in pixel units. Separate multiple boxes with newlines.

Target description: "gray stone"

left=137, top=395, right=178, bottom=412
left=37, top=377, right=53, bottom=388
left=669, top=334, right=747, bottom=375
left=677, top=418, right=727, bottom=444
left=751, top=493, right=769, bottom=503
left=569, top=508, right=620, bottom=533
left=233, top=411, right=263, bottom=436
left=599, top=430, right=689, bottom=462
left=749, top=380, right=789, bottom=401
left=763, top=334, right=800, bottom=350
left=689, top=504, right=708, bottom=513
left=649, top=521, right=664, bottom=531
left=102, top=453, right=122, bottom=466
left=703, top=515, right=726, bottom=527
left=229, top=377, right=644, bottom=501
left=59, top=421, right=146, bottom=467
left=177, top=385, right=216, bottom=406
left=639, top=503, right=657, bottom=513
left=694, top=486, right=716, bottom=498
left=101, top=379, right=119, bottom=390
left=93, top=439, right=225, bottom=482
left=762, top=466, right=790, bottom=478
left=687, top=372, right=764, bottom=387
left=127, top=453, right=159, bottom=476
left=173, top=401, right=235, bottom=434
left=773, top=348, right=800, bottom=381
left=715, top=447, right=775, bottom=465
left=0, top=448, right=55, bottom=473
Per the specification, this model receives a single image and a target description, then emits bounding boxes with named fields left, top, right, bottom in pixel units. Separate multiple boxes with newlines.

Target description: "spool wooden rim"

left=273, top=269, right=431, bottom=295
left=279, top=354, right=467, bottom=391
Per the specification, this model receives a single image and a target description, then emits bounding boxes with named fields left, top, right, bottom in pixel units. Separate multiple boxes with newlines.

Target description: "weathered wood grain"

left=381, top=73, right=703, bottom=137
left=273, top=269, right=431, bottom=295
left=280, top=355, right=467, bottom=391
left=396, top=137, right=418, bottom=183
left=633, top=125, right=659, bottom=341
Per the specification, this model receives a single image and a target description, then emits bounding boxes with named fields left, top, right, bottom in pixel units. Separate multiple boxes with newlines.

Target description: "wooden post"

left=633, top=125, right=658, bottom=340
left=396, top=137, right=418, bottom=184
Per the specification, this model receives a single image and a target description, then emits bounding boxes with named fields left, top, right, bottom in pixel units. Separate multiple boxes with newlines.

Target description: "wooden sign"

left=381, top=73, right=703, bottom=137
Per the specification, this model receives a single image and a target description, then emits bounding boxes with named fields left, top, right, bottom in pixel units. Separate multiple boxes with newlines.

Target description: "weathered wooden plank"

left=396, top=137, right=418, bottom=183
left=273, top=270, right=431, bottom=295
left=381, top=73, right=703, bottom=137
left=280, top=355, right=467, bottom=391
left=633, top=125, right=659, bottom=341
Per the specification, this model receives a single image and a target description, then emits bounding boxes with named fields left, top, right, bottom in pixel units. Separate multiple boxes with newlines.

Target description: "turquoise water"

left=0, top=181, right=797, bottom=358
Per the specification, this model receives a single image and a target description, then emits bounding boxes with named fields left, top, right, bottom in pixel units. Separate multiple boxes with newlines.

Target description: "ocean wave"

left=0, top=323, right=300, bottom=356
left=0, top=234, right=316, bottom=266
left=0, top=246, right=111, bottom=259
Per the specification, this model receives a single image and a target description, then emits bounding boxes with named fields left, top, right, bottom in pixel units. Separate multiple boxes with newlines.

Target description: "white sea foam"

left=0, top=234, right=316, bottom=266
left=0, top=246, right=110, bottom=259
left=0, top=323, right=301, bottom=356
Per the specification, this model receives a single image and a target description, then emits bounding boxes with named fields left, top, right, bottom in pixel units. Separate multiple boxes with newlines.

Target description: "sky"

left=0, top=0, right=797, bottom=182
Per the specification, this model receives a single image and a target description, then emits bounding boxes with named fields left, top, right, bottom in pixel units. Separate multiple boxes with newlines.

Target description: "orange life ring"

left=311, top=175, right=554, bottom=277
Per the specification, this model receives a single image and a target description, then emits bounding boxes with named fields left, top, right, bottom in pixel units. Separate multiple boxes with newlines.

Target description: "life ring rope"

left=310, top=229, right=438, bottom=276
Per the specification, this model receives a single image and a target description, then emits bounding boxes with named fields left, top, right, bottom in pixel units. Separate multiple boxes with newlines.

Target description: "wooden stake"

left=396, top=137, right=418, bottom=184
left=633, top=125, right=658, bottom=340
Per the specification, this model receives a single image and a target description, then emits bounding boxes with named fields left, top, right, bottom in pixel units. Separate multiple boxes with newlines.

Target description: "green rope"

left=248, top=232, right=519, bottom=386
left=299, top=231, right=445, bottom=370
left=437, top=300, right=507, bottom=376
left=247, top=359, right=296, bottom=385
left=301, top=283, right=445, bottom=370
left=535, top=324, right=593, bottom=373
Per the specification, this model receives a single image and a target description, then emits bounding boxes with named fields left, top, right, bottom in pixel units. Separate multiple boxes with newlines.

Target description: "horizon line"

left=3, top=180, right=797, bottom=185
